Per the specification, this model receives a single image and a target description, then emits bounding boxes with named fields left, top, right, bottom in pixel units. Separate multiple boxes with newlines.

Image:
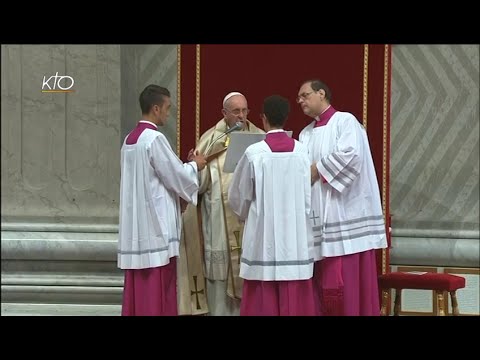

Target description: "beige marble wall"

left=1, top=45, right=121, bottom=226
left=390, top=44, right=479, bottom=268
left=390, top=44, right=479, bottom=234
left=121, top=45, right=178, bottom=153
left=1, top=44, right=179, bottom=227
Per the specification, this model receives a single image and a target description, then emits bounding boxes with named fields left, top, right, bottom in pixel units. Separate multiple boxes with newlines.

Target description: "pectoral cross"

left=310, top=210, right=320, bottom=225
left=190, top=275, right=204, bottom=310
left=231, top=230, right=242, bottom=265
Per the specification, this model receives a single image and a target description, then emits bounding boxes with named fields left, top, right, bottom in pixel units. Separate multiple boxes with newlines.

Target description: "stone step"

left=1, top=229, right=124, bottom=316
left=2, top=273, right=123, bottom=287
left=1, top=284, right=123, bottom=304
left=1, top=303, right=121, bottom=316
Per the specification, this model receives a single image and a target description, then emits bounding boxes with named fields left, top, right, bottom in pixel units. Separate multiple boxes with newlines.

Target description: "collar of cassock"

left=314, top=105, right=337, bottom=127
left=139, top=120, right=158, bottom=130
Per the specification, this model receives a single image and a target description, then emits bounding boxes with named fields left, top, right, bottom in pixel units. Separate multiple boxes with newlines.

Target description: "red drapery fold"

left=179, top=43, right=391, bottom=283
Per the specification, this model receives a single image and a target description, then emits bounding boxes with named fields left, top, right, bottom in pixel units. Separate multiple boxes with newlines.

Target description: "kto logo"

left=42, top=72, right=75, bottom=93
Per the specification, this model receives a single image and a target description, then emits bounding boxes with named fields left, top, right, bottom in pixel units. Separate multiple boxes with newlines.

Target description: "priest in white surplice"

left=297, top=79, right=387, bottom=316
left=228, top=95, right=319, bottom=316
left=118, top=85, right=206, bottom=316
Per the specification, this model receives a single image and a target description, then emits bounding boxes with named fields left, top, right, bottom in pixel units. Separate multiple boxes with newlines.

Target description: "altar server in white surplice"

left=228, top=95, right=319, bottom=316
left=118, top=84, right=206, bottom=316
left=297, top=79, right=387, bottom=316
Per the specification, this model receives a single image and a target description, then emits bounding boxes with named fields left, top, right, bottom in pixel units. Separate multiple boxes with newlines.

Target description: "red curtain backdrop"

left=179, top=44, right=391, bottom=276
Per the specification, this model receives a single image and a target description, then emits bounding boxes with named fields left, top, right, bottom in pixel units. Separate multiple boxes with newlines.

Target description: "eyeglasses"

left=224, top=108, right=250, bottom=116
left=296, top=91, right=315, bottom=103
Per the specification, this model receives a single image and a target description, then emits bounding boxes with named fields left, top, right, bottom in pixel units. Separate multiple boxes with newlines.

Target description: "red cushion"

left=378, top=272, right=466, bottom=291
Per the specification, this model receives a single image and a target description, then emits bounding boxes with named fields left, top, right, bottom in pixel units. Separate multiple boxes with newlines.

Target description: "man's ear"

left=261, top=114, right=268, bottom=130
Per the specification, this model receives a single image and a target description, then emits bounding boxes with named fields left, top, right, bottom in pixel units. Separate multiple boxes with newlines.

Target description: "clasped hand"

left=188, top=149, right=207, bottom=171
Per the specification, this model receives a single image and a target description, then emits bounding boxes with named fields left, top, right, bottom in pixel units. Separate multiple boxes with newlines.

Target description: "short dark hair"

left=302, top=79, right=332, bottom=102
left=262, top=95, right=290, bottom=128
left=139, top=85, right=170, bottom=115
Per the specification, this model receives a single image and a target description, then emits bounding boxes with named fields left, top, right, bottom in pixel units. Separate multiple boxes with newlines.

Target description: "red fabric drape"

left=179, top=43, right=391, bottom=282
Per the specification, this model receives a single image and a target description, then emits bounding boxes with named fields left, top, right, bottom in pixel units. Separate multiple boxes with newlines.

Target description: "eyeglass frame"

left=223, top=107, right=250, bottom=116
left=296, top=91, right=315, bottom=103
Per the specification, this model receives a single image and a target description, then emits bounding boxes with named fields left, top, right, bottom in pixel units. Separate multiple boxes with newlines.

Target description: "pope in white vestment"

left=228, top=95, right=319, bottom=316
left=118, top=85, right=205, bottom=316
left=179, top=92, right=264, bottom=316
left=297, top=80, right=387, bottom=316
